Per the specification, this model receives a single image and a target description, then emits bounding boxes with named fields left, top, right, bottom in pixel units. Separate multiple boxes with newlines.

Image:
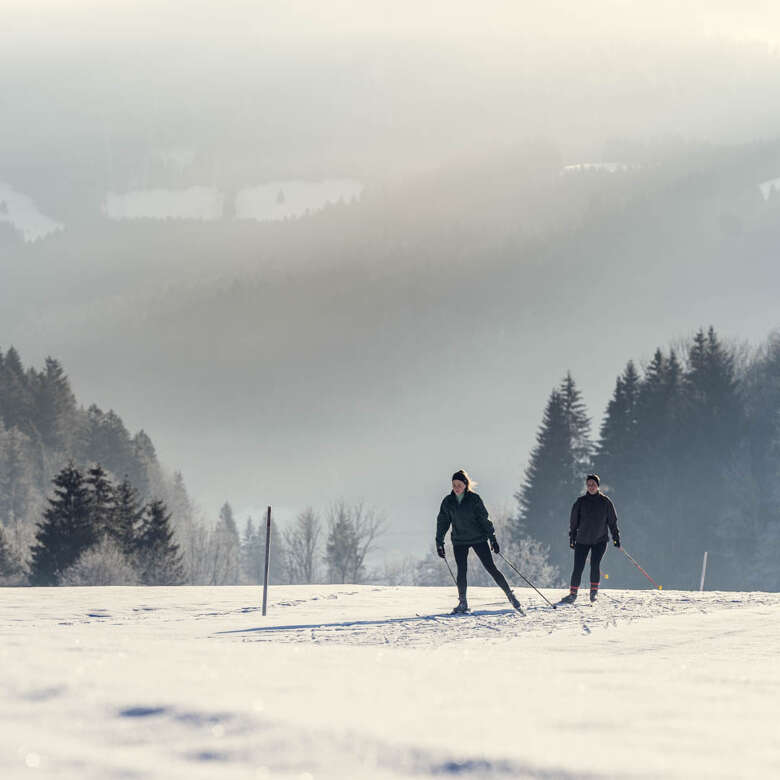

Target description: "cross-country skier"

left=435, top=469, right=523, bottom=614
left=559, top=474, right=620, bottom=604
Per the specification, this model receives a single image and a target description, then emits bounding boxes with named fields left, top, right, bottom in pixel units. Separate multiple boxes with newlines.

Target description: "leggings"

left=571, top=540, right=608, bottom=589
left=453, top=541, right=511, bottom=599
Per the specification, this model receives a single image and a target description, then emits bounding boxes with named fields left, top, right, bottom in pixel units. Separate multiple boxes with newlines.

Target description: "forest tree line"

left=2, top=328, right=778, bottom=591
left=513, top=327, right=780, bottom=591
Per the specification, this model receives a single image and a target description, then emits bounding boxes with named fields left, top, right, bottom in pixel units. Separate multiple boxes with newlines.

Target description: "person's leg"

left=453, top=544, right=469, bottom=601
left=569, top=543, right=590, bottom=596
left=589, top=540, right=608, bottom=594
left=472, top=541, right=512, bottom=593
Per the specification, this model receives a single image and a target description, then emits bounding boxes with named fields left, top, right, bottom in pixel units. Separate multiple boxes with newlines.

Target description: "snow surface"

left=235, top=180, right=363, bottom=221
left=758, top=177, right=780, bottom=200
left=561, top=163, right=637, bottom=174
left=1, top=585, right=778, bottom=779
left=102, top=187, right=225, bottom=221
left=0, top=182, right=63, bottom=242
left=101, top=180, right=362, bottom=222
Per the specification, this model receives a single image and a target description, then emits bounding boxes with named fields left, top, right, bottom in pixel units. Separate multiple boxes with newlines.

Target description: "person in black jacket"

left=436, top=469, right=522, bottom=614
left=559, top=474, right=620, bottom=604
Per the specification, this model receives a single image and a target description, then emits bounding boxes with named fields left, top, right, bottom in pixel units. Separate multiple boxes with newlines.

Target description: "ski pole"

left=497, top=552, right=557, bottom=609
left=621, top=548, right=662, bottom=590
left=441, top=555, right=458, bottom=588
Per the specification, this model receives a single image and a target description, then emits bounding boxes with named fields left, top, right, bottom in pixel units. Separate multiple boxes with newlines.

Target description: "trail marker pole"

left=262, top=506, right=271, bottom=616
left=699, top=551, right=708, bottom=592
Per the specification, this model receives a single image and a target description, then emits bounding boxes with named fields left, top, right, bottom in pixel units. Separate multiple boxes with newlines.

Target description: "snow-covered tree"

left=283, top=507, right=322, bottom=584
left=59, top=537, right=139, bottom=586
left=324, top=502, right=384, bottom=584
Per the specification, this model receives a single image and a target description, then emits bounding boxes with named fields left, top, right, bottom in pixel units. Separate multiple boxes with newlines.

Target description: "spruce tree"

left=111, top=478, right=143, bottom=558
left=136, top=499, right=184, bottom=585
left=29, top=463, right=97, bottom=585
left=677, top=328, right=743, bottom=580
left=33, top=357, right=77, bottom=451
left=0, top=347, right=33, bottom=434
left=0, top=426, right=34, bottom=529
left=325, top=503, right=360, bottom=583
left=211, top=501, right=240, bottom=585
left=85, top=463, right=115, bottom=538
left=513, top=374, right=592, bottom=575
left=240, top=516, right=264, bottom=584
left=0, top=523, right=23, bottom=582
left=596, top=361, right=641, bottom=489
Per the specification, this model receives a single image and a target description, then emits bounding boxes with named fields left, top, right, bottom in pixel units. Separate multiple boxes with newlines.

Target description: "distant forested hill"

left=0, top=347, right=193, bottom=565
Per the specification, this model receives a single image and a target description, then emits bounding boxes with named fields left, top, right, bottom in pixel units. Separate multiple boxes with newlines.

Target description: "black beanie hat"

left=452, top=470, right=470, bottom=487
left=586, top=474, right=600, bottom=486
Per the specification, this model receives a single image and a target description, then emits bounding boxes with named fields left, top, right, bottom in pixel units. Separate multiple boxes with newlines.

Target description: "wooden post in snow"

left=262, top=506, right=271, bottom=616
left=699, top=551, right=708, bottom=592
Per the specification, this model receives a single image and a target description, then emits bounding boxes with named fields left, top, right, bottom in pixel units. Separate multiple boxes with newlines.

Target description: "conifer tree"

left=85, top=463, right=115, bottom=538
left=512, top=374, right=592, bottom=575
left=135, top=499, right=184, bottom=585
left=325, top=503, right=360, bottom=583
left=111, top=478, right=143, bottom=558
left=0, top=523, right=23, bottom=583
left=0, top=425, right=34, bottom=529
left=0, top=347, right=33, bottom=433
left=211, top=501, right=240, bottom=585
left=677, top=328, right=743, bottom=575
left=33, top=357, right=77, bottom=451
left=240, top=516, right=264, bottom=584
left=267, top=517, right=286, bottom=585
left=29, top=463, right=97, bottom=585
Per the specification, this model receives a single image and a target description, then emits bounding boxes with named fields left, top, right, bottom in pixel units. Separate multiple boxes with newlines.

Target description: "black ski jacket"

left=570, top=491, right=619, bottom=546
left=436, top=491, right=495, bottom=546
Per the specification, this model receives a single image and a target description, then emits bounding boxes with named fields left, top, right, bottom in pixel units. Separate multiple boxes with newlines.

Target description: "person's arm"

left=435, top=499, right=451, bottom=546
left=607, top=497, right=620, bottom=547
left=569, top=499, right=581, bottom=547
left=474, top=494, right=496, bottom=538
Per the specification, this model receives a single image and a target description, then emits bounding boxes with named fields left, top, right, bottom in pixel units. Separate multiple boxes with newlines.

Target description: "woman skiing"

left=560, top=474, right=620, bottom=604
left=435, top=469, right=523, bottom=614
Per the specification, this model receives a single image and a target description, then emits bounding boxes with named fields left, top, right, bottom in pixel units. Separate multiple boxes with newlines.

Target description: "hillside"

left=2, top=139, right=779, bottom=546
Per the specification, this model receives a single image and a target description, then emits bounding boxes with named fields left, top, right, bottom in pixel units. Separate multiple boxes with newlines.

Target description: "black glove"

left=489, top=536, right=499, bottom=554
left=436, top=543, right=446, bottom=559
left=613, top=536, right=621, bottom=548
left=569, top=533, right=576, bottom=549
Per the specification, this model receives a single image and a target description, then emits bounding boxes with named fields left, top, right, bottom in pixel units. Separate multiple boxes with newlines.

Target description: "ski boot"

left=590, top=583, right=598, bottom=603
left=558, top=587, right=578, bottom=605
left=506, top=590, right=525, bottom=615
left=451, top=598, right=470, bottom=614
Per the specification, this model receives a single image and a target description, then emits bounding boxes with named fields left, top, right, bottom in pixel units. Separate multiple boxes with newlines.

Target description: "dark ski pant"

left=570, top=540, right=608, bottom=590
left=454, top=541, right=511, bottom=599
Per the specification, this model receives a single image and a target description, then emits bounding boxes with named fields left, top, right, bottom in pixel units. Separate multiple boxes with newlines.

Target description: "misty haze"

left=1, top=3, right=779, bottom=777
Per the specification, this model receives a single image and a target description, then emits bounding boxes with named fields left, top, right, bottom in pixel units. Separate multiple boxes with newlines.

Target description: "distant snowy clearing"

left=1, top=586, right=778, bottom=779
left=102, top=180, right=362, bottom=222
left=0, top=182, right=63, bottom=241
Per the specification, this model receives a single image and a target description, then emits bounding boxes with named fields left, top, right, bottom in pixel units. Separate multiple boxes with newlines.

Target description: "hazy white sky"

left=5, top=1, right=780, bottom=49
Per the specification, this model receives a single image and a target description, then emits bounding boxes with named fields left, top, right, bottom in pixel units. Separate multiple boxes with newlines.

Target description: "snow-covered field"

left=1, top=586, right=778, bottom=779
left=0, top=182, right=63, bottom=241
left=101, top=180, right=362, bottom=222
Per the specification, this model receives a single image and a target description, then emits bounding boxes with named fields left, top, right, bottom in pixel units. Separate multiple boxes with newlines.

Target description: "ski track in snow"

left=1, top=586, right=779, bottom=779
left=217, top=587, right=775, bottom=647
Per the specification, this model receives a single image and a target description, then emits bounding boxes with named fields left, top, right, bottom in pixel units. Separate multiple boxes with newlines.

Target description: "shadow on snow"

left=215, top=608, right=519, bottom=635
